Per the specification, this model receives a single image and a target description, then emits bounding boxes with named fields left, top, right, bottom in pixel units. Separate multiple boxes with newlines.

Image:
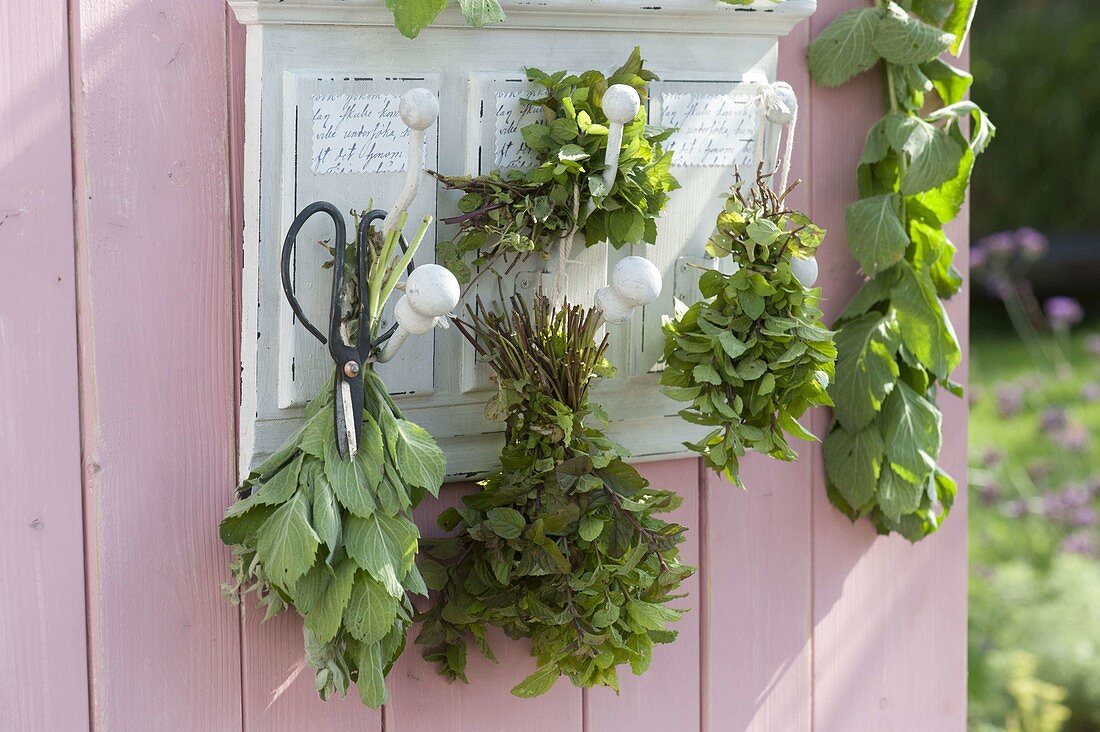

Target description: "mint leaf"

left=873, top=2, right=954, bottom=66
left=303, top=560, right=357, bottom=644
left=458, top=0, right=506, bottom=28
left=808, top=8, right=882, bottom=87
left=830, top=313, right=900, bottom=430
left=845, top=194, right=908, bottom=277
left=881, top=382, right=942, bottom=485
left=511, top=663, right=560, bottom=698
left=823, top=425, right=885, bottom=511
left=893, top=262, right=960, bottom=379
left=385, top=0, right=445, bottom=39
left=345, top=572, right=397, bottom=645
left=921, top=58, right=972, bottom=106
left=256, top=492, right=320, bottom=590
left=357, top=642, right=388, bottom=707
left=312, top=474, right=342, bottom=557
left=877, top=464, right=925, bottom=522
left=486, top=507, right=525, bottom=539
left=394, top=419, right=445, bottom=495
left=323, top=419, right=383, bottom=517
left=943, top=0, right=978, bottom=55
left=345, top=513, right=420, bottom=598
left=885, top=115, right=965, bottom=195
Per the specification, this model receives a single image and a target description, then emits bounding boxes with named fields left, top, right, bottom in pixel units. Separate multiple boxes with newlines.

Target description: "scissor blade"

left=333, top=372, right=354, bottom=459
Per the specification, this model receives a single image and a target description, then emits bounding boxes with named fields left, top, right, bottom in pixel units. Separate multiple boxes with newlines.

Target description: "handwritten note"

left=494, top=92, right=543, bottom=169
left=660, top=93, right=758, bottom=169
left=311, top=93, right=411, bottom=175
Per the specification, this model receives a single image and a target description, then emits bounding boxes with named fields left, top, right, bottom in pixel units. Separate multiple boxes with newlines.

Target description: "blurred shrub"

left=971, top=2, right=1100, bottom=235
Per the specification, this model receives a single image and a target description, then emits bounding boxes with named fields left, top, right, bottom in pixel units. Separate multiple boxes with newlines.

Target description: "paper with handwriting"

left=661, top=92, right=757, bottom=169
left=311, top=93, right=412, bottom=175
left=494, top=92, right=544, bottom=169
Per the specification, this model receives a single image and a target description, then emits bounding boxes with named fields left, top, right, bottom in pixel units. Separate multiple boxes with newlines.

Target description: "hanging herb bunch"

left=415, top=295, right=695, bottom=697
left=808, top=0, right=992, bottom=539
left=220, top=217, right=447, bottom=708
left=661, top=173, right=836, bottom=487
left=432, top=47, right=679, bottom=283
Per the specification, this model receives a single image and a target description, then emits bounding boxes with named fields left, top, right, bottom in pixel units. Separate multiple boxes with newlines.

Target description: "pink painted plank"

left=72, top=0, right=242, bottom=727
left=703, top=452, right=814, bottom=732
left=586, top=459, right=702, bottom=732
left=0, top=2, right=90, bottom=730
left=698, top=25, right=815, bottom=732
left=384, top=483, right=584, bottom=732
left=808, top=1, right=969, bottom=728
left=240, top=602, right=383, bottom=731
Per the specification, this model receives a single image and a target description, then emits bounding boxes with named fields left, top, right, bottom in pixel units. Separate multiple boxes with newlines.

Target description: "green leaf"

left=385, top=0, right=446, bottom=39
left=881, top=382, right=942, bottom=485
left=692, top=364, right=722, bottom=386
left=345, top=513, right=420, bottom=598
left=746, top=219, right=781, bottom=246
left=457, top=0, right=506, bottom=28
left=625, top=600, right=681, bottom=631
left=893, top=262, right=960, bottom=379
left=357, top=641, right=388, bottom=708
left=345, top=572, right=398, bottom=645
left=578, top=515, right=605, bottom=542
left=877, top=464, right=925, bottom=522
left=885, top=115, right=965, bottom=195
left=718, top=331, right=749, bottom=359
left=845, top=194, right=908, bottom=277
left=808, top=8, right=882, bottom=88
left=256, top=492, right=320, bottom=590
left=312, top=474, right=342, bottom=557
left=943, top=0, right=978, bottom=55
left=913, top=146, right=973, bottom=226
left=486, top=507, right=525, bottom=539
left=302, top=559, right=357, bottom=644
left=511, top=663, right=560, bottom=698
left=860, top=116, right=890, bottom=165
left=323, top=418, right=383, bottom=517
left=823, top=426, right=885, bottom=511
left=830, top=313, right=900, bottom=430
left=921, top=58, right=972, bottom=106
left=394, top=419, right=445, bottom=495
left=226, top=455, right=303, bottom=519
left=298, top=409, right=332, bottom=459
left=872, top=2, right=953, bottom=67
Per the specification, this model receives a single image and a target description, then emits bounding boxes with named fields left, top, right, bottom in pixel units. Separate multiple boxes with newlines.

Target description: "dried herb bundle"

left=661, top=175, right=837, bottom=486
left=417, top=295, right=694, bottom=697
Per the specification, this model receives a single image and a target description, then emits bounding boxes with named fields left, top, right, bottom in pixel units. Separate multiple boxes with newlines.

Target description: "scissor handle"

left=280, top=201, right=344, bottom=346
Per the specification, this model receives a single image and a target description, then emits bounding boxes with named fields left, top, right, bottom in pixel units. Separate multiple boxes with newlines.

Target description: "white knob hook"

left=385, top=88, right=439, bottom=236
left=589, top=84, right=642, bottom=215
left=375, top=263, right=460, bottom=364
left=790, top=255, right=818, bottom=288
left=596, top=256, right=662, bottom=325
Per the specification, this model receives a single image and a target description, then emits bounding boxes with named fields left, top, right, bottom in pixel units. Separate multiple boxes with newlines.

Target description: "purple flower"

left=970, top=245, right=989, bottom=270
left=1070, top=507, right=1098, bottom=528
left=1045, top=296, right=1084, bottom=331
left=995, top=384, right=1025, bottom=417
left=1027, top=461, right=1053, bottom=484
left=1084, top=383, right=1100, bottom=402
left=1061, top=531, right=1097, bottom=556
left=1059, top=423, right=1090, bottom=452
left=981, top=449, right=1004, bottom=468
left=981, top=231, right=1017, bottom=255
left=1005, top=500, right=1029, bottom=518
left=1015, top=227, right=1049, bottom=260
left=1041, top=408, right=1068, bottom=431
left=1086, top=335, right=1100, bottom=357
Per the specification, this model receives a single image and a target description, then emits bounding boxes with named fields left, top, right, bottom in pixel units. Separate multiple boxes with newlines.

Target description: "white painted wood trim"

left=228, top=0, right=816, bottom=36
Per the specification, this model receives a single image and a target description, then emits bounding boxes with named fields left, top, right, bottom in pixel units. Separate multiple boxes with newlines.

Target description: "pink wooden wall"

left=1, top=1, right=967, bottom=730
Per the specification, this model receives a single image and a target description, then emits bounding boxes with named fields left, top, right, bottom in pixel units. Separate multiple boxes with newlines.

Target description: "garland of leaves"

left=661, top=175, right=836, bottom=487
left=415, top=295, right=694, bottom=696
left=220, top=219, right=447, bottom=707
left=432, top=48, right=678, bottom=284
left=808, top=0, right=992, bottom=539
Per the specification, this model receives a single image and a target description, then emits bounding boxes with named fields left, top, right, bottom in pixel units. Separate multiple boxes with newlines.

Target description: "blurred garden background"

left=968, top=2, right=1100, bottom=730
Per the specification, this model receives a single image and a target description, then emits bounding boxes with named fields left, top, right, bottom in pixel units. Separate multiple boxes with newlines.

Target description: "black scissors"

left=280, top=203, right=414, bottom=459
